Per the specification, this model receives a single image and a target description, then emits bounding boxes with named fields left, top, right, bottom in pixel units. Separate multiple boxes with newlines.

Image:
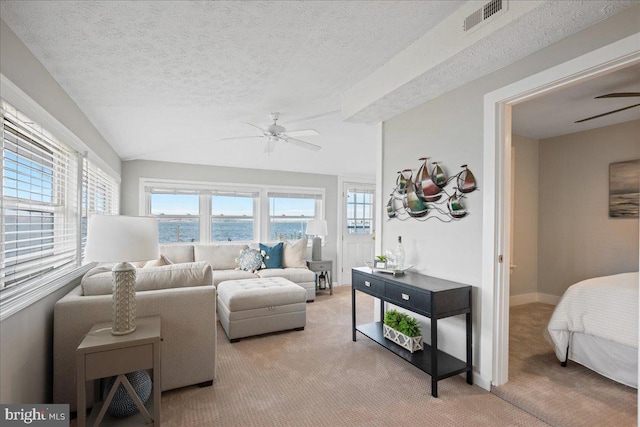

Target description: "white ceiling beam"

left=341, top=0, right=635, bottom=124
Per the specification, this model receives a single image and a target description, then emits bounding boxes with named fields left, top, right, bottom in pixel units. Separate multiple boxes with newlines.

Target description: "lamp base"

left=111, top=262, right=137, bottom=336
left=311, top=236, right=322, bottom=261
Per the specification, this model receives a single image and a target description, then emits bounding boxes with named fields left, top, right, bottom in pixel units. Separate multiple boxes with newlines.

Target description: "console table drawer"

left=385, top=282, right=430, bottom=315
left=353, top=273, right=385, bottom=297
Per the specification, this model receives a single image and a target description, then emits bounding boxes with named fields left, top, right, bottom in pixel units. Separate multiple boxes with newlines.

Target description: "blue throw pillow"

left=259, top=242, right=283, bottom=269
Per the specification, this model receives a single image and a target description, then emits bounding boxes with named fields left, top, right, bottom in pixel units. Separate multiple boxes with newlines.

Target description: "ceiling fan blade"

left=242, top=122, right=269, bottom=134
left=219, top=135, right=263, bottom=141
left=283, top=137, right=321, bottom=151
left=285, top=129, right=320, bottom=137
left=595, top=92, right=640, bottom=98
left=575, top=103, right=640, bottom=123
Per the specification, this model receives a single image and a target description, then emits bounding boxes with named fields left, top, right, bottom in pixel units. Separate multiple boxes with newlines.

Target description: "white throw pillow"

left=282, top=237, right=308, bottom=268
left=143, top=254, right=172, bottom=268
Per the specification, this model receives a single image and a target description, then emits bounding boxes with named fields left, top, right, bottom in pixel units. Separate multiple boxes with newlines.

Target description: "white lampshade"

left=85, top=215, right=160, bottom=262
left=306, top=219, right=327, bottom=237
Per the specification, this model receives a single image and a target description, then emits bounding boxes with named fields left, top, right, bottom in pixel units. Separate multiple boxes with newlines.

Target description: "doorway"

left=483, top=34, right=640, bottom=387
left=340, top=182, right=375, bottom=285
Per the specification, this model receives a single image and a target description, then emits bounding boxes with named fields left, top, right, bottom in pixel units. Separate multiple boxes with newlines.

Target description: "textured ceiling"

left=344, top=0, right=638, bottom=124
left=512, top=64, right=640, bottom=140
left=1, top=1, right=637, bottom=178
left=0, top=0, right=465, bottom=177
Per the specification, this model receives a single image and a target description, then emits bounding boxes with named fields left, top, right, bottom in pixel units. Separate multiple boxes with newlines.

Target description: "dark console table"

left=352, top=267, right=472, bottom=397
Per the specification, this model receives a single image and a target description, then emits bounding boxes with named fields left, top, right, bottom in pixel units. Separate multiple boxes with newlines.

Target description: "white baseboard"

left=510, top=292, right=560, bottom=306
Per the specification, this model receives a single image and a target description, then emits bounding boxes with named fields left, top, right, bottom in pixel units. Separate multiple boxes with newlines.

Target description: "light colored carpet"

left=158, top=287, right=546, bottom=427
left=492, top=302, right=637, bottom=427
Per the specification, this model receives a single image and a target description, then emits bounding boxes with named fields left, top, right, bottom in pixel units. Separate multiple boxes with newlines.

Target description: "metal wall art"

left=387, top=157, right=478, bottom=222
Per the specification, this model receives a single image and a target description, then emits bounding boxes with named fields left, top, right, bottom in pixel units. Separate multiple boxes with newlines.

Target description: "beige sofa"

left=159, top=242, right=317, bottom=301
left=53, top=261, right=216, bottom=412
left=53, top=241, right=316, bottom=412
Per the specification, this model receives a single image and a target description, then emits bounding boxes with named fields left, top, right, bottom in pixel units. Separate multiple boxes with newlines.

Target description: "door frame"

left=337, top=177, right=376, bottom=286
left=482, top=33, right=640, bottom=387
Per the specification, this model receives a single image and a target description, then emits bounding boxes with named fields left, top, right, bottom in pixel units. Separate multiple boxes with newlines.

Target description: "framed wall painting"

left=609, top=159, right=639, bottom=218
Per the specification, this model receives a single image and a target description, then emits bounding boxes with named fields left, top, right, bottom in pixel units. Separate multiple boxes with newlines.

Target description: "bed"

left=546, top=271, right=638, bottom=388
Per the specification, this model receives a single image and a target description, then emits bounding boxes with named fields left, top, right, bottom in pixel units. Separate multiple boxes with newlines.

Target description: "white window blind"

left=81, top=157, right=120, bottom=259
left=1, top=107, right=79, bottom=288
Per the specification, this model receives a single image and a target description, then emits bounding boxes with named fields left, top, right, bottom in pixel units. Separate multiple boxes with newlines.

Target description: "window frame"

left=345, top=187, right=375, bottom=235
left=141, top=178, right=325, bottom=244
left=0, top=80, right=121, bottom=321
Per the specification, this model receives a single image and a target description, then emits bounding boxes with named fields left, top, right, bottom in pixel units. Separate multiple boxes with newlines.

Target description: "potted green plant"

left=382, top=309, right=424, bottom=353
left=374, top=255, right=387, bottom=269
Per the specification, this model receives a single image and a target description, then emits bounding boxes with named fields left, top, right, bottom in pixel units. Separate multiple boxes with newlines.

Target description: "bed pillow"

left=259, top=242, right=283, bottom=269
left=282, top=237, right=308, bottom=268
left=236, top=248, right=264, bottom=272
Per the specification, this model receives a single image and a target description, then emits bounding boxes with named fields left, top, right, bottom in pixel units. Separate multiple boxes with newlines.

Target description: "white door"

left=341, top=183, right=375, bottom=285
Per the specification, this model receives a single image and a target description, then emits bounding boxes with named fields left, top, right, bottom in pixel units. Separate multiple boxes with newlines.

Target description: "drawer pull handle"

left=402, top=293, right=410, bottom=300
left=364, top=281, right=371, bottom=287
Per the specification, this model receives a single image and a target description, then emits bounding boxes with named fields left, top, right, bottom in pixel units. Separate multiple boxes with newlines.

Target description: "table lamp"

left=305, top=219, right=327, bottom=261
left=85, top=215, right=160, bottom=335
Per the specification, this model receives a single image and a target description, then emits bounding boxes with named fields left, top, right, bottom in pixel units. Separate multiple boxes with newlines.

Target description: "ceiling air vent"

left=464, top=0, right=507, bottom=33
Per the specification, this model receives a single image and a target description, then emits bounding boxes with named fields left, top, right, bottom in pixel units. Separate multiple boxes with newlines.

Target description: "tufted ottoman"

left=217, top=277, right=307, bottom=342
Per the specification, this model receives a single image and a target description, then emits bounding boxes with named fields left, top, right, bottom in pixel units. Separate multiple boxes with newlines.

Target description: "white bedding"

left=546, top=271, right=639, bottom=362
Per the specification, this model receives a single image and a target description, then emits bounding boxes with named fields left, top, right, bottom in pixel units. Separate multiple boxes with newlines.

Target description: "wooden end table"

left=76, top=316, right=162, bottom=427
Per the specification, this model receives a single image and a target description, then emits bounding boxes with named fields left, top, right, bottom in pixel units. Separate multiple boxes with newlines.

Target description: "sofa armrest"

left=53, top=284, right=216, bottom=412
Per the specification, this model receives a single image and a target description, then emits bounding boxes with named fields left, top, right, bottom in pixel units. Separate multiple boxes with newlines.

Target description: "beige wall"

left=511, top=134, right=539, bottom=296
left=381, top=8, right=639, bottom=380
left=538, top=120, right=640, bottom=296
left=121, top=160, right=339, bottom=273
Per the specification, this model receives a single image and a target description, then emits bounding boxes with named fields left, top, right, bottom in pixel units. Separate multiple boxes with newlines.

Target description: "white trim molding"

left=483, top=33, right=640, bottom=387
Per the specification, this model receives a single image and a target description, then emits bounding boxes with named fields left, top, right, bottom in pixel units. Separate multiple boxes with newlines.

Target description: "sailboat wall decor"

left=387, top=157, right=478, bottom=222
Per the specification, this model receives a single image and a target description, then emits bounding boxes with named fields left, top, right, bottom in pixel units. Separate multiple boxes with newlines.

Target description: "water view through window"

left=150, top=192, right=320, bottom=243
left=151, top=193, right=200, bottom=243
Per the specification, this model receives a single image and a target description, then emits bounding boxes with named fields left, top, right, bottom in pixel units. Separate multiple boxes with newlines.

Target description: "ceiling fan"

left=575, top=92, right=640, bottom=123
left=220, top=112, right=321, bottom=153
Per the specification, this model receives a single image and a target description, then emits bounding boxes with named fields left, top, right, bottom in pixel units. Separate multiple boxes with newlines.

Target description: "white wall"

left=538, top=120, right=640, bottom=296
left=121, top=160, right=339, bottom=277
left=381, top=7, right=640, bottom=388
left=510, top=134, right=539, bottom=296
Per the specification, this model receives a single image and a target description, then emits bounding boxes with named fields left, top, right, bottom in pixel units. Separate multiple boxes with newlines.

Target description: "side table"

left=306, top=259, right=333, bottom=295
left=76, top=316, right=162, bottom=427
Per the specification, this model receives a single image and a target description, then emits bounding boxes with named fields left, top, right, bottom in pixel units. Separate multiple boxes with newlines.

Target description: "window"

left=268, top=192, right=322, bottom=240
left=143, top=181, right=324, bottom=244
left=2, top=102, right=79, bottom=289
left=346, top=188, right=374, bottom=234
left=1, top=99, right=120, bottom=293
left=149, top=192, right=200, bottom=243
left=81, top=158, right=120, bottom=258
left=211, top=193, right=256, bottom=242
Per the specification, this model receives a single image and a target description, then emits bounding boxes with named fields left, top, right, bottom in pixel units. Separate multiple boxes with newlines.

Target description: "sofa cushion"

left=160, top=244, right=195, bottom=264
left=211, top=269, right=258, bottom=287
left=257, top=268, right=316, bottom=284
left=194, top=244, right=249, bottom=270
left=282, top=237, right=308, bottom=268
left=82, top=261, right=212, bottom=296
left=259, top=242, right=283, bottom=269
